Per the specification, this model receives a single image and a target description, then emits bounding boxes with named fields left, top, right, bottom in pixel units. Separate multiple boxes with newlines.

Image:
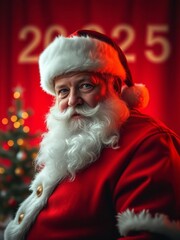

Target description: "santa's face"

left=36, top=76, right=130, bottom=176
left=54, top=72, right=108, bottom=116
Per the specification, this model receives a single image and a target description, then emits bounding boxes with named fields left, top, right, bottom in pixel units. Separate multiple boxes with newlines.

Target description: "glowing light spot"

left=21, top=112, right=29, bottom=119
left=32, top=152, right=38, bottom=159
left=0, top=167, right=5, bottom=174
left=19, top=119, right=24, bottom=125
left=15, top=167, right=24, bottom=176
left=14, top=122, right=21, bottom=128
left=11, top=115, right=18, bottom=122
left=23, top=126, right=30, bottom=133
left=2, top=118, right=8, bottom=125
left=17, top=138, right=24, bottom=145
left=7, top=140, right=14, bottom=147
left=13, top=91, right=21, bottom=99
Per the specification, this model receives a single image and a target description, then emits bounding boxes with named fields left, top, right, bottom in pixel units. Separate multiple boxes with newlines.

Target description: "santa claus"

left=4, top=30, right=180, bottom=240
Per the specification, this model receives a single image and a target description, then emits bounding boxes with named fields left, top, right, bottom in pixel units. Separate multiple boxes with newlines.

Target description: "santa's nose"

left=68, top=90, right=83, bottom=107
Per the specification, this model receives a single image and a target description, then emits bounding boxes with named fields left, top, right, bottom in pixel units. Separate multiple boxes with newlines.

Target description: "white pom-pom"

left=121, top=83, right=149, bottom=109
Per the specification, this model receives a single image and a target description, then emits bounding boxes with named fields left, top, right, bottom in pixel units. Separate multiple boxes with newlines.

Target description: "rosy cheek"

left=58, top=99, right=68, bottom=112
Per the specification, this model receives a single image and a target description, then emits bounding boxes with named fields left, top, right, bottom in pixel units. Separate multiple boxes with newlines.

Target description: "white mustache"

left=75, top=104, right=100, bottom=117
left=50, top=104, right=100, bottom=121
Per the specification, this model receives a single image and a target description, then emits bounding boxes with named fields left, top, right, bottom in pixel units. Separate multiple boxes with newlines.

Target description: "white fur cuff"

left=117, top=209, right=180, bottom=240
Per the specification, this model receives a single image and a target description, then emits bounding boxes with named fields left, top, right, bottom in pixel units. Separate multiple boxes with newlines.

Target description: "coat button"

left=36, top=184, right=43, bottom=197
left=18, top=213, right=25, bottom=224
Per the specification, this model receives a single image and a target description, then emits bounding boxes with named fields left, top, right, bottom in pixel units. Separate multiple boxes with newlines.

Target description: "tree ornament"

left=0, top=86, right=39, bottom=218
left=2, top=142, right=9, bottom=150
left=15, top=167, right=24, bottom=176
left=16, top=151, right=27, bottom=161
left=32, top=152, right=38, bottom=160
left=7, top=140, right=14, bottom=147
left=8, top=197, right=17, bottom=207
left=0, top=167, right=5, bottom=175
left=0, top=190, right=7, bottom=197
left=16, top=138, right=24, bottom=146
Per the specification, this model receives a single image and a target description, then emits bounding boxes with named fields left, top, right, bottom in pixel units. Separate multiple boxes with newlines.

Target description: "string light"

left=23, top=126, right=30, bottom=133
left=7, top=140, right=14, bottom=147
left=0, top=167, right=5, bottom=174
left=32, top=152, right=38, bottom=159
left=21, top=112, right=29, bottom=119
left=13, top=122, right=21, bottom=128
left=2, top=118, right=8, bottom=125
left=11, top=115, right=18, bottom=122
left=8, top=106, right=15, bottom=112
left=13, top=91, right=21, bottom=99
left=15, top=167, right=24, bottom=176
left=17, top=138, right=24, bottom=145
left=19, top=119, right=24, bottom=125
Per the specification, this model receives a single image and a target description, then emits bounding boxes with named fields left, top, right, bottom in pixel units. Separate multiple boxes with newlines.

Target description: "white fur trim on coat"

left=117, top=209, right=180, bottom=240
left=39, top=35, right=126, bottom=95
left=4, top=166, right=63, bottom=240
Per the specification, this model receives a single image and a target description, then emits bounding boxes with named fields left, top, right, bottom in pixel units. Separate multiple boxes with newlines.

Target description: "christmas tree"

left=0, top=87, right=39, bottom=222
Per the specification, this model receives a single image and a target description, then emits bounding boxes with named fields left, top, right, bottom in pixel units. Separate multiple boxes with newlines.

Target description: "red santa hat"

left=39, top=29, right=149, bottom=109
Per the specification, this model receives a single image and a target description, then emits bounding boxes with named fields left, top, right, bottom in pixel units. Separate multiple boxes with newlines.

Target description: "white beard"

left=35, top=95, right=129, bottom=179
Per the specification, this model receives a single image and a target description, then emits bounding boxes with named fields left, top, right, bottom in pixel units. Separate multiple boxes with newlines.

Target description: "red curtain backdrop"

left=0, top=0, right=180, bottom=136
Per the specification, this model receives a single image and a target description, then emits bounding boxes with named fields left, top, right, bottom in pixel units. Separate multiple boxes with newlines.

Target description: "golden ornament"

left=15, top=167, right=24, bottom=176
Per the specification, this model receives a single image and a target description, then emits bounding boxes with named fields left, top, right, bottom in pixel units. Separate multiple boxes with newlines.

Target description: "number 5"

left=145, top=25, right=171, bottom=63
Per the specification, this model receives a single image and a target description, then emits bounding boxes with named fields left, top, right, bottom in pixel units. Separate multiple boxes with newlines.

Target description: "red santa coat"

left=4, top=110, right=180, bottom=240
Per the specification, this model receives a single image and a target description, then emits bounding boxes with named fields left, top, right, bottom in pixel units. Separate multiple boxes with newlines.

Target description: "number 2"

left=112, top=24, right=136, bottom=62
left=18, top=25, right=41, bottom=63
left=18, top=25, right=66, bottom=63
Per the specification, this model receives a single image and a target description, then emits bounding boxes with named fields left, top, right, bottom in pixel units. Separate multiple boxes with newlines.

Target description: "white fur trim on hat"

left=39, top=35, right=126, bottom=95
left=117, top=209, right=180, bottom=240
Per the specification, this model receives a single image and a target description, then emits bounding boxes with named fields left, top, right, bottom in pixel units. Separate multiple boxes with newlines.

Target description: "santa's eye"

left=79, top=83, right=94, bottom=92
left=57, top=88, right=69, bottom=97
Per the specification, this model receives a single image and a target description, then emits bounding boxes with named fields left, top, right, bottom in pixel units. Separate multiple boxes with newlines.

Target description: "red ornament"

left=8, top=197, right=17, bottom=207
left=2, top=142, right=9, bottom=150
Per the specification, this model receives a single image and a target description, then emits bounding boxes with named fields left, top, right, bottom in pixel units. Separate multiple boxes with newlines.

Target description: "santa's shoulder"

left=119, top=109, right=180, bottom=144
